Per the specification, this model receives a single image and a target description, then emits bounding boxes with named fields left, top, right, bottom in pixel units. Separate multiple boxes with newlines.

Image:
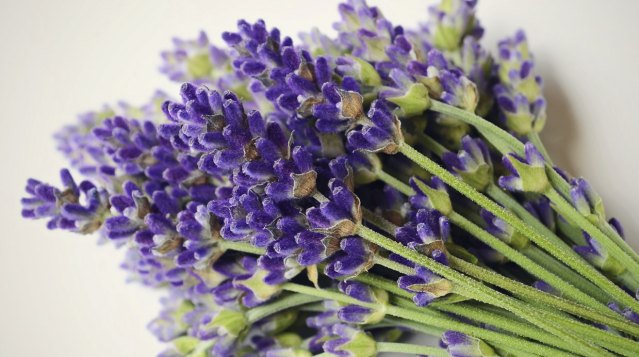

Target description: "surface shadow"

left=538, top=65, right=579, bottom=176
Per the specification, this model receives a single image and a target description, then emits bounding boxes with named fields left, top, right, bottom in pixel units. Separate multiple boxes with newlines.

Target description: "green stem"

left=522, top=245, right=609, bottom=303
left=433, top=299, right=639, bottom=357
left=430, top=100, right=575, bottom=200
left=377, top=169, right=414, bottom=196
left=399, top=141, right=639, bottom=311
left=282, top=283, right=579, bottom=357
left=428, top=302, right=571, bottom=351
left=385, top=317, right=445, bottom=337
left=430, top=100, right=639, bottom=283
left=534, top=305, right=639, bottom=356
left=380, top=166, right=617, bottom=315
left=601, top=219, right=639, bottom=267
left=429, top=100, right=525, bottom=155
left=376, top=342, right=448, bottom=356
left=388, top=137, right=611, bottom=304
left=486, top=183, right=638, bottom=309
left=245, top=294, right=321, bottom=322
left=362, top=207, right=401, bottom=234
left=354, top=225, right=609, bottom=357
left=449, top=256, right=639, bottom=337
left=363, top=206, right=635, bottom=333
left=449, top=211, right=609, bottom=313
left=546, top=188, right=639, bottom=280
left=385, top=304, right=579, bottom=357
left=374, top=256, right=413, bottom=275
left=388, top=318, right=541, bottom=357
left=218, top=240, right=265, bottom=255
left=420, top=133, right=449, bottom=157
left=421, top=134, right=609, bottom=303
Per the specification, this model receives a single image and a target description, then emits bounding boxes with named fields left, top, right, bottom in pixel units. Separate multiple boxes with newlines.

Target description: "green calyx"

left=186, top=53, right=214, bottom=79
left=411, top=178, right=453, bottom=215
left=172, top=336, right=200, bottom=355
left=504, top=110, right=546, bottom=136
left=206, top=309, right=248, bottom=338
left=362, top=288, right=389, bottom=324
left=234, top=269, right=283, bottom=302
left=455, top=163, right=493, bottom=192
left=348, top=56, right=382, bottom=87
left=387, top=83, right=432, bottom=118
left=337, top=330, right=378, bottom=357
left=504, top=155, right=549, bottom=193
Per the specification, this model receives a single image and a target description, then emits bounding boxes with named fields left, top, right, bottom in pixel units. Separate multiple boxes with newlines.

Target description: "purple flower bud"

left=398, top=265, right=452, bottom=306
left=396, top=209, right=450, bottom=261
left=307, top=179, right=362, bottom=237
left=441, top=330, right=497, bottom=357
left=347, top=99, right=403, bottom=154
left=570, top=178, right=606, bottom=223
left=336, top=281, right=388, bottom=324
left=574, top=234, right=625, bottom=277
left=480, top=209, right=530, bottom=250
left=498, top=142, right=549, bottom=193
left=322, top=323, right=377, bottom=357
left=324, top=237, right=375, bottom=279
left=443, top=135, right=493, bottom=191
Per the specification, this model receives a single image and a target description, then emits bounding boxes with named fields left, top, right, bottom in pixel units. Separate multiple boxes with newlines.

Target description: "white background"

left=1, top=0, right=638, bottom=356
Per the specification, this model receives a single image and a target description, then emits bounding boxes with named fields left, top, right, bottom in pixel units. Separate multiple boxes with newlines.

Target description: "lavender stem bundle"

left=21, top=1, right=639, bottom=356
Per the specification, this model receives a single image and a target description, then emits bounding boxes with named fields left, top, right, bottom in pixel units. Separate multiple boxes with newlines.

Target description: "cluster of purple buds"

left=21, top=169, right=108, bottom=233
left=21, top=0, right=639, bottom=356
left=425, top=0, right=483, bottom=52
left=494, top=30, right=547, bottom=135
left=443, top=135, right=493, bottom=191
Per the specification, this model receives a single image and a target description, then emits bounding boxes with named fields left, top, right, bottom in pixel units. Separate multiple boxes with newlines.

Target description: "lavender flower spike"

left=498, top=142, right=549, bottom=193
left=21, top=169, right=108, bottom=233
left=160, top=31, right=216, bottom=83
left=494, top=30, right=547, bottom=135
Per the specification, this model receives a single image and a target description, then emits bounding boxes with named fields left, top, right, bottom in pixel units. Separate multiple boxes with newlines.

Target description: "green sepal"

left=206, top=309, right=248, bottom=338
left=172, top=336, right=200, bottom=355
left=234, top=269, right=282, bottom=302
left=337, top=331, right=377, bottom=357
left=456, top=163, right=493, bottom=192
left=412, top=178, right=452, bottom=215
left=349, top=56, right=382, bottom=87
left=276, top=332, right=304, bottom=348
left=186, top=53, right=214, bottom=79
left=387, top=83, right=432, bottom=118
left=505, top=155, right=549, bottom=193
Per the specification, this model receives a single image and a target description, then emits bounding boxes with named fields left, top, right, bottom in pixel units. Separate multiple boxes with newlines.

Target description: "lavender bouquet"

left=21, top=0, right=639, bottom=356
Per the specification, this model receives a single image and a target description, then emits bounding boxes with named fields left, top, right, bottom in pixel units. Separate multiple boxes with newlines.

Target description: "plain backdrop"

left=1, top=0, right=638, bottom=356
